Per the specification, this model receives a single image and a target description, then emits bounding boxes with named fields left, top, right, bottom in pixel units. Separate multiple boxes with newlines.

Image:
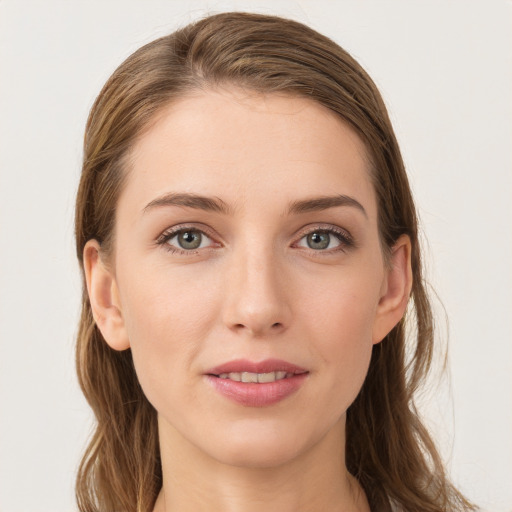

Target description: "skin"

left=84, top=88, right=412, bottom=512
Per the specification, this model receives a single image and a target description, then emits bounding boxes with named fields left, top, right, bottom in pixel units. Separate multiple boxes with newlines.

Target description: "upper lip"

left=206, top=358, right=308, bottom=376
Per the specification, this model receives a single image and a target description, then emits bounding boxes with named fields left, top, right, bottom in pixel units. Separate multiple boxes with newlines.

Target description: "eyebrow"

left=143, top=192, right=232, bottom=214
left=287, top=194, right=367, bottom=218
left=143, top=192, right=367, bottom=218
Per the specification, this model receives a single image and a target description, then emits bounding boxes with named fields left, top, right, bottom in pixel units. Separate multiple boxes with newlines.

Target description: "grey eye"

left=306, top=231, right=331, bottom=250
left=297, top=230, right=343, bottom=251
left=166, top=229, right=213, bottom=251
left=177, top=230, right=202, bottom=249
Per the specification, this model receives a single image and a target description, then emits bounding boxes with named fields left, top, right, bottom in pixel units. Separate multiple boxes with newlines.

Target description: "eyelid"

left=155, top=222, right=355, bottom=255
left=292, top=224, right=355, bottom=252
left=156, top=224, right=221, bottom=253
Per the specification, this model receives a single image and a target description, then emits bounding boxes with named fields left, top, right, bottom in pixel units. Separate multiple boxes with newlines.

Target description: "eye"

left=295, top=227, right=353, bottom=252
left=157, top=227, right=216, bottom=253
left=298, top=230, right=340, bottom=250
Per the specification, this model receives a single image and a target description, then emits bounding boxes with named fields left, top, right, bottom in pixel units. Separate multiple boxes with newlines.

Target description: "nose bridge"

left=222, top=235, right=290, bottom=336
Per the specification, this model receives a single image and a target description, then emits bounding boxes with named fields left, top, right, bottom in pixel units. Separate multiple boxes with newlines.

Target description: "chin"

left=205, top=423, right=314, bottom=469
left=214, top=443, right=303, bottom=469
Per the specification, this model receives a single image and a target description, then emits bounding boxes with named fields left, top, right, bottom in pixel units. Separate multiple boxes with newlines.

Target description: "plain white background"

left=0, top=1, right=510, bottom=511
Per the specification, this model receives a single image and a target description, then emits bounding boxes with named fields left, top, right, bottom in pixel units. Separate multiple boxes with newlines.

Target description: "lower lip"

left=206, top=374, right=308, bottom=407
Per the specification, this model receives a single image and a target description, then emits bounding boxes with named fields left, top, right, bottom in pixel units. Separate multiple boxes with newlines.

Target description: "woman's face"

left=87, top=88, right=409, bottom=468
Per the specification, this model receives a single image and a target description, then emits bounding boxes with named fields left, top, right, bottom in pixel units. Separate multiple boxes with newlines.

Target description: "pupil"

left=307, top=231, right=329, bottom=250
left=179, top=231, right=201, bottom=249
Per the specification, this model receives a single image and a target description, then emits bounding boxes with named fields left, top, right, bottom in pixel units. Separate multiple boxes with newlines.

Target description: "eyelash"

left=155, top=224, right=355, bottom=255
left=294, top=225, right=355, bottom=253
left=156, top=225, right=218, bottom=255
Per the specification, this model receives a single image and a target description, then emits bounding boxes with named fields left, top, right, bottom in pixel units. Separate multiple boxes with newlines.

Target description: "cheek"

left=116, top=260, right=221, bottom=406
left=300, top=268, right=382, bottom=408
left=120, top=257, right=221, bottom=338
left=303, top=261, right=382, bottom=344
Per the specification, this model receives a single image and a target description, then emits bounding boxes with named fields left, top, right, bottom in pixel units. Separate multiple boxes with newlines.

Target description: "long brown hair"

left=75, top=12, right=476, bottom=512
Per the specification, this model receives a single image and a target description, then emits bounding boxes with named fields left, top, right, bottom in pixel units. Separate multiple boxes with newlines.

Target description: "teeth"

left=241, top=372, right=258, bottom=383
left=217, top=371, right=291, bottom=383
left=257, top=372, right=276, bottom=383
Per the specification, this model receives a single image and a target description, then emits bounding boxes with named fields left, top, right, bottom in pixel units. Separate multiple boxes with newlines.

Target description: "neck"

left=153, top=415, right=369, bottom=512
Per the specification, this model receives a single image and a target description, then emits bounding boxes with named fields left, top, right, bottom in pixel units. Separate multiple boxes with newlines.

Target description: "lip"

left=205, top=358, right=309, bottom=407
left=206, top=358, right=308, bottom=376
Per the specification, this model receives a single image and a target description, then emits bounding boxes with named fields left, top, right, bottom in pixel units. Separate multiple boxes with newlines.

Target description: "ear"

left=372, top=235, right=413, bottom=344
left=83, top=240, right=130, bottom=351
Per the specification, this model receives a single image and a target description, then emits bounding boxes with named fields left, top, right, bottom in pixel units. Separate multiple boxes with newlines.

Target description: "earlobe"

left=372, top=235, right=413, bottom=344
left=83, top=240, right=130, bottom=351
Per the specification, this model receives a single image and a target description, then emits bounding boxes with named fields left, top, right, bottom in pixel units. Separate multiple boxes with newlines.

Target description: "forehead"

left=122, top=88, right=376, bottom=217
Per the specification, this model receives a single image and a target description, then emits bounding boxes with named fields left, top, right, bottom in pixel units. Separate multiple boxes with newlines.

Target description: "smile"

left=205, top=359, right=309, bottom=407
left=217, top=371, right=293, bottom=383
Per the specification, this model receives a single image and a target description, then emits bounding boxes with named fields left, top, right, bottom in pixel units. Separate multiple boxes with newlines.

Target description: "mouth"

left=205, top=359, right=309, bottom=407
left=215, top=370, right=300, bottom=383
left=206, top=358, right=308, bottom=381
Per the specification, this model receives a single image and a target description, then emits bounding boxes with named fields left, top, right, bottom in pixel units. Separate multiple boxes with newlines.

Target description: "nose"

left=221, top=245, right=291, bottom=338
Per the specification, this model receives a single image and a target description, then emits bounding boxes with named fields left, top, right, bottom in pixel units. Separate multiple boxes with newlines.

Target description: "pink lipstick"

left=205, top=358, right=308, bottom=407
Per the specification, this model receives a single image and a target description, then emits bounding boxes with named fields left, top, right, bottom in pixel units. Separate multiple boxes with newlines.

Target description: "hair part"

left=75, top=11, right=476, bottom=512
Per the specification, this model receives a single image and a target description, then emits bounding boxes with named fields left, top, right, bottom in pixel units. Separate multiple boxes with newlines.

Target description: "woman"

left=75, top=11, right=477, bottom=512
